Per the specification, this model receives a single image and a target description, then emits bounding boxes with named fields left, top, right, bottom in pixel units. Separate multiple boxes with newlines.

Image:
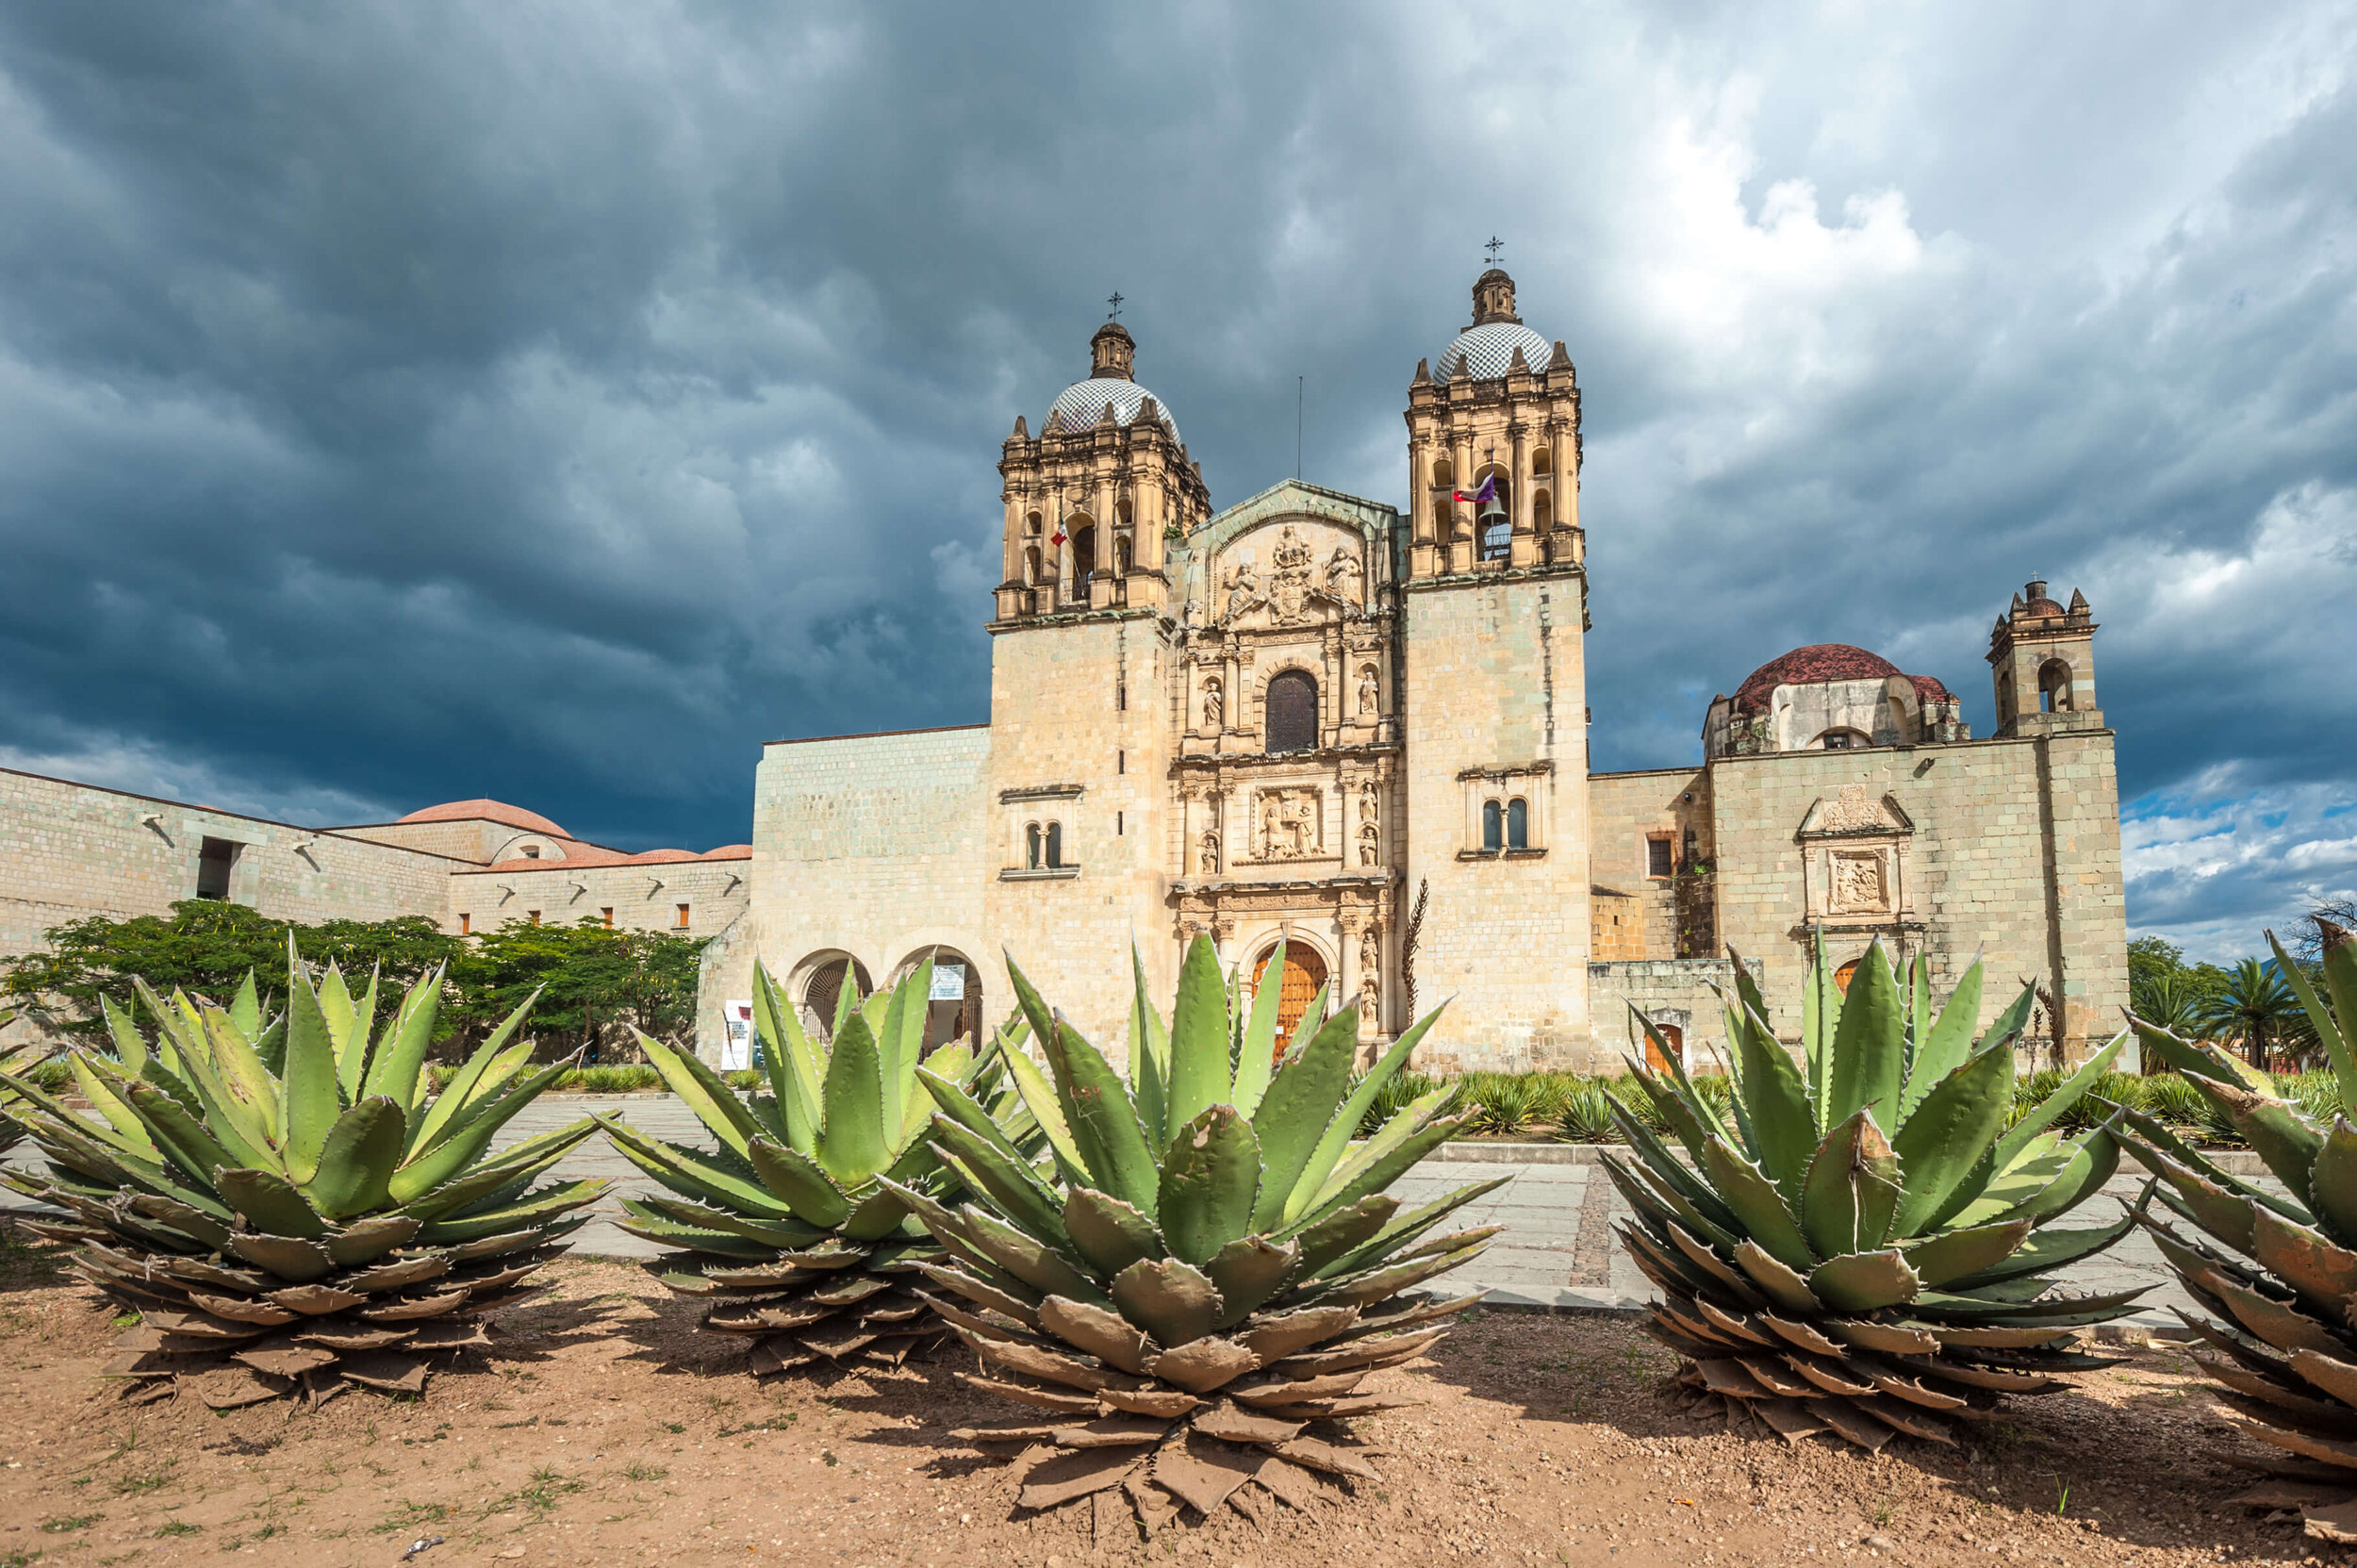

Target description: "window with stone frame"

left=1264, top=669, right=1319, bottom=753
left=1647, top=835, right=1674, bottom=878
left=1507, top=798, right=1529, bottom=850
left=1482, top=800, right=1503, bottom=851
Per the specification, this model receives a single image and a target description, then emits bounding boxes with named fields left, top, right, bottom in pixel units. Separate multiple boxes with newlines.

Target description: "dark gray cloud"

left=0, top=2, right=2350, bottom=955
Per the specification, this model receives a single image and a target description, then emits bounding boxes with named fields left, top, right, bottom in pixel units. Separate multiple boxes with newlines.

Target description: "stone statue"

left=1327, top=544, right=1365, bottom=608
left=1359, top=820, right=1378, bottom=866
left=1221, top=562, right=1260, bottom=622
left=1201, top=676, right=1223, bottom=732
left=1199, top=830, right=1220, bottom=875
left=1359, top=931, right=1381, bottom=1015
left=1359, top=779, right=1378, bottom=821
left=1358, top=665, right=1380, bottom=716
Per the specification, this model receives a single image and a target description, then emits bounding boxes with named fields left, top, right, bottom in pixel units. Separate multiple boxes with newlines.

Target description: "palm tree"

left=2131, top=971, right=2208, bottom=1049
left=2198, top=957, right=2302, bottom=1069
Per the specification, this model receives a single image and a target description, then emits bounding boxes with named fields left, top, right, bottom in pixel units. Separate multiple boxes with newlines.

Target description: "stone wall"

left=1588, top=957, right=1757, bottom=1074
left=1398, top=573, right=1592, bottom=1071
left=1587, top=767, right=1711, bottom=960
left=699, top=725, right=993, bottom=1065
left=0, top=766, right=457, bottom=959
left=448, top=856, right=750, bottom=940
left=1704, top=730, right=2131, bottom=1065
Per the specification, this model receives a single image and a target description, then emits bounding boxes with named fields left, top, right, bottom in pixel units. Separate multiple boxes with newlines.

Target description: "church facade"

left=699, top=270, right=2132, bottom=1074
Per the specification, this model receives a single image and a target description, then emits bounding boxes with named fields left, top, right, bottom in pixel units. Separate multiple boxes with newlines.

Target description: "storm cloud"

left=0, top=3, right=2350, bottom=958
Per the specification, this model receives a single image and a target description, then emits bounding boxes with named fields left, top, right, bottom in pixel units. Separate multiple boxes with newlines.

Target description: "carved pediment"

left=1211, top=522, right=1367, bottom=628
left=1797, top=784, right=1913, bottom=839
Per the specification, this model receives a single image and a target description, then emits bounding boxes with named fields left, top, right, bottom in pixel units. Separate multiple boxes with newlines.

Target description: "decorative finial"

left=1483, top=236, right=1504, bottom=264
left=1106, top=290, right=1124, bottom=321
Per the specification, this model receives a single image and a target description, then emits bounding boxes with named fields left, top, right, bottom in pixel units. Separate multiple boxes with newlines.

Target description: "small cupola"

left=1090, top=322, right=1135, bottom=381
left=1472, top=268, right=1520, bottom=325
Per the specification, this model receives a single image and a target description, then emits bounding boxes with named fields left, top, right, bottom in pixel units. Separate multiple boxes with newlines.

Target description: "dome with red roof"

left=1733, top=645, right=1903, bottom=714
left=701, top=845, right=752, bottom=859
left=397, top=799, right=569, bottom=838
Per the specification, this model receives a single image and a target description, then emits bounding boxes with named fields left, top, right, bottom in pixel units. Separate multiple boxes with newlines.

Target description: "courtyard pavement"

left=7, top=1091, right=2206, bottom=1333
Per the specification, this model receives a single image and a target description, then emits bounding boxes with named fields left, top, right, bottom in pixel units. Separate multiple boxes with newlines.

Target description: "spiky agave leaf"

left=602, top=955, right=1042, bottom=1377
left=886, top=935, right=1501, bottom=1530
left=1609, top=934, right=2144, bottom=1451
left=2102, top=917, right=2357, bottom=1515
left=0, top=1008, right=48, bottom=1157
left=0, top=940, right=604, bottom=1409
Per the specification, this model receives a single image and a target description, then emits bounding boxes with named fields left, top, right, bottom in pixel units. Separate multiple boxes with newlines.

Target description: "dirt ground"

left=0, top=1233, right=2328, bottom=1568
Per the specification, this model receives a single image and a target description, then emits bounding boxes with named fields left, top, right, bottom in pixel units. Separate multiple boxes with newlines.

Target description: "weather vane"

left=1483, top=236, right=1503, bottom=264
left=1106, top=290, right=1124, bottom=321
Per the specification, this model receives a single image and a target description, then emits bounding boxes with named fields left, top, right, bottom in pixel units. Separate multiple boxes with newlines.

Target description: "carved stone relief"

left=1199, top=829, right=1221, bottom=875
left=1828, top=850, right=1889, bottom=915
left=1255, top=787, right=1325, bottom=861
left=1201, top=675, right=1223, bottom=732
left=1357, top=663, right=1380, bottom=716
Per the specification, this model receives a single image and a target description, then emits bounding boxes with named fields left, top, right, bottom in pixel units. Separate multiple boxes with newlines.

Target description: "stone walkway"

left=7, top=1093, right=2203, bottom=1332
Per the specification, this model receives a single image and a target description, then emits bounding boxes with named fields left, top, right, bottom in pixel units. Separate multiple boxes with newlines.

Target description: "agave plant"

left=888, top=938, right=1502, bottom=1529
left=1607, top=934, right=2146, bottom=1449
left=603, top=956, right=1038, bottom=1376
left=0, top=1008, right=44, bottom=1157
left=2108, top=919, right=2357, bottom=1522
left=0, top=950, right=604, bottom=1408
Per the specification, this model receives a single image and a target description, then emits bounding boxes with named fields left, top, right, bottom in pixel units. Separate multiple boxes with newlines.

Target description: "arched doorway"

left=1833, top=960, right=1860, bottom=996
left=1250, top=941, right=1328, bottom=1057
left=799, top=953, right=872, bottom=1042
left=1645, top=1022, right=1684, bottom=1075
left=900, top=947, right=983, bottom=1056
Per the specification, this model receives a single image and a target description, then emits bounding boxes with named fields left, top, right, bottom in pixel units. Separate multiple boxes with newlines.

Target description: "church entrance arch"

left=1249, top=939, right=1329, bottom=1057
left=796, top=950, right=872, bottom=1042
left=894, top=946, right=983, bottom=1056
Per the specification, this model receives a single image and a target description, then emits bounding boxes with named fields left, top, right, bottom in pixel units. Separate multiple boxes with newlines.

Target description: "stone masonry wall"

left=0, top=766, right=457, bottom=960
left=1587, top=767, right=1711, bottom=960
left=448, top=858, right=750, bottom=941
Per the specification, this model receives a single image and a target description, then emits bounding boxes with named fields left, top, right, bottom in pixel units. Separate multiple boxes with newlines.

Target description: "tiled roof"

left=395, top=799, right=569, bottom=836
left=1731, top=644, right=1954, bottom=716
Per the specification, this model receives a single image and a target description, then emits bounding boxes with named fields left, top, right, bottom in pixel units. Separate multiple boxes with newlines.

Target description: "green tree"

left=447, top=918, right=704, bottom=1060
left=2199, top=957, right=2305, bottom=1069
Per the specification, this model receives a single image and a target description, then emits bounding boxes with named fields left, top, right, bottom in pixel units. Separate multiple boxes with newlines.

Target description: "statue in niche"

left=1359, top=779, right=1379, bottom=822
left=1357, top=664, right=1380, bottom=716
left=1358, top=930, right=1381, bottom=1015
left=1199, top=830, right=1220, bottom=875
left=1200, top=676, right=1223, bottom=732
left=1327, top=544, right=1365, bottom=609
left=1359, top=821, right=1378, bottom=867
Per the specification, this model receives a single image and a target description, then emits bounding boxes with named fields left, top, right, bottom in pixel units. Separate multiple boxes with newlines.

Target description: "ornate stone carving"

left=1255, top=787, right=1325, bottom=860
left=1829, top=850, right=1888, bottom=914
left=1359, top=779, right=1379, bottom=822
left=1199, top=829, right=1221, bottom=875
left=1221, top=563, right=1262, bottom=623
left=1359, top=820, right=1378, bottom=867
left=1201, top=676, right=1224, bottom=732
left=1327, top=544, right=1365, bottom=611
left=1358, top=663, right=1380, bottom=716
left=1359, top=928, right=1381, bottom=1014
left=1821, top=784, right=1884, bottom=833
left=1267, top=526, right=1317, bottom=624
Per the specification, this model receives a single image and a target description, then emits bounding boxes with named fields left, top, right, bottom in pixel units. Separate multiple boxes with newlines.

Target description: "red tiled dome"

left=1733, top=645, right=1902, bottom=713
left=700, top=845, right=753, bottom=859
left=396, top=799, right=569, bottom=837
left=2021, top=596, right=2067, bottom=617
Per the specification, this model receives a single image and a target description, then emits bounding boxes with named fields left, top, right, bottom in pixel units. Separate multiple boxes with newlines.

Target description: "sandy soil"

left=0, top=1233, right=2325, bottom=1568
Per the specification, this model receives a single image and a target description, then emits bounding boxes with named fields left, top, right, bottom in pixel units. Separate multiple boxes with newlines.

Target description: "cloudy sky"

left=1, top=3, right=2351, bottom=960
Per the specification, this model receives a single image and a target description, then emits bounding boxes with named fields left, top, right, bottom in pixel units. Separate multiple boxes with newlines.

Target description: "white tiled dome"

left=1437, top=322, right=1554, bottom=381
left=1047, top=378, right=1181, bottom=445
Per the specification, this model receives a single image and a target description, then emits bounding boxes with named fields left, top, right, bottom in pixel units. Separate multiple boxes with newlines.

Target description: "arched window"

left=1431, top=456, right=1455, bottom=491
left=1116, top=498, right=1133, bottom=529
left=1264, top=670, right=1319, bottom=753
left=1474, top=467, right=1512, bottom=562
left=1113, top=535, right=1133, bottom=574
left=1532, top=490, right=1552, bottom=532
left=1814, top=729, right=1871, bottom=751
left=1045, top=821, right=1063, bottom=867
left=1070, top=523, right=1096, bottom=584
left=1482, top=800, right=1503, bottom=851
left=1023, top=546, right=1041, bottom=586
left=1531, top=447, right=1554, bottom=478
left=1507, top=798, right=1529, bottom=850
left=1026, top=822, right=1042, bottom=869
left=2038, top=658, right=2073, bottom=713
left=801, top=954, right=873, bottom=1043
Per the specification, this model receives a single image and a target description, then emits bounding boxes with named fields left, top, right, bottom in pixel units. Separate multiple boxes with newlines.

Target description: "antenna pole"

left=1296, top=375, right=1303, bottom=481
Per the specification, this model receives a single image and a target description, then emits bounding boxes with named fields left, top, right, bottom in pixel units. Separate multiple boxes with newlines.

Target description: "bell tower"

left=1987, top=576, right=2102, bottom=736
left=1395, top=268, right=1595, bottom=1070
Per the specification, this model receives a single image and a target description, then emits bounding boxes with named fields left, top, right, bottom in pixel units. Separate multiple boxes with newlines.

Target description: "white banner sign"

left=928, top=964, right=966, bottom=1002
left=720, top=999, right=754, bottom=1071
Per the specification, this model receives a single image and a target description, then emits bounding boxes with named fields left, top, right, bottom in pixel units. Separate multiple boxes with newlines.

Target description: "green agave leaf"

left=1944, top=1206, right=2137, bottom=1287
left=228, top=970, right=263, bottom=1041
left=1296, top=1084, right=1458, bottom=1222
left=1319, top=1177, right=1510, bottom=1281
left=418, top=1178, right=604, bottom=1244
left=410, top=985, right=541, bottom=1151
left=1731, top=1240, right=1821, bottom=1315
left=1901, top=953, right=1984, bottom=1119
left=130, top=976, right=201, bottom=1074
left=1158, top=1105, right=1261, bottom=1266
left=840, top=1182, right=913, bottom=1244
left=300, top=1097, right=406, bottom=1220
left=359, top=966, right=443, bottom=1114
left=2197, top=1076, right=2326, bottom=1213
left=1807, top=1247, right=1920, bottom=1312
left=816, top=1008, right=889, bottom=1183
left=386, top=1053, right=576, bottom=1204
left=750, top=961, right=823, bottom=1151
left=1129, top=946, right=1170, bottom=1151
left=1701, top=1135, right=1815, bottom=1272
left=636, top=1028, right=766, bottom=1160
left=64, top=1054, right=161, bottom=1163
left=1162, top=934, right=1234, bottom=1133
left=1232, top=937, right=1287, bottom=1117
left=100, top=996, right=150, bottom=1075
left=1805, top=925, right=1837, bottom=1131
left=1989, top=1032, right=2127, bottom=1174
left=2272, top=929, right=2355, bottom=1108
left=1890, top=1031, right=2015, bottom=1235
left=1825, top=937, right=1903, bottom=1131
left=278, top=949, right=344, bottom=1186
left=1973, top=982, right=2039, bottom=1062
left=597, top=1116, right=799, bottom=1218
left=923, top=1113, right=1065, bottom=1244
left=747, top=1135, right=852, bottom=1227
left=1730, top=996, right=1815, bottom=1205
left=1206, top=1234, right=1297, bottom=1327
left=877, top=959, right=927, bottom=1138
left=1108, top=1255, right=1221, bottom=1346
left=1287, top=1002, right=1448, bottom=1224
left=997, top=1032, right=1086, bottom=1186
left=2311, top=1117, right=2357, bottom=1248
left=959, top=1203, right=1102, bottom=1302
left=1799, top=1109, right=1904, bottom=1260
left=1292, top=1194, right=1399, bottom=1277
left=1063, top=1187, right=1162, bottom=1279
left=121, top=1078, right=240, bottom=1189
left=1004, top=959, right=1157, bottom=1216
left=2008, top=1131, right=2120, bottom=1227
left=1248, top=1004, right=1365, bottom=1231
left=1900, top=1218, right=2034, bottom=1288
left=1609, top=1101, right=1744, bottom=1240
left=1639, top=1012, right=1739, bottom=1151
left=342, top=968, right=381, bottom=1106
left=218, top=1166, right=328, bottom=1238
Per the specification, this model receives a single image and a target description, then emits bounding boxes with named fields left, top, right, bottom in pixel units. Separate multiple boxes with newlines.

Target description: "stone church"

left=700, top=269, right=2131, bottom=1074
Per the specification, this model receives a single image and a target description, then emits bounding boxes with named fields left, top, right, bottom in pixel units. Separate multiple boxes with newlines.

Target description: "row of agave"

left=8, top=928, right=2341, bottom=1527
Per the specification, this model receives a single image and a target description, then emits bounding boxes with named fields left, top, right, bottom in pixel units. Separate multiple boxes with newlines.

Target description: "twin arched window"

left=1025, top=821, right=1066, bottom=869
left=1264, top=670, right=1318, bottom=753
left=1480, top=798, right=1530, bottom=851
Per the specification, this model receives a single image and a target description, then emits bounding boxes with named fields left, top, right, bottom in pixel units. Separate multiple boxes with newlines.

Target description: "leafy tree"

left=446, top=918, right=704, bottom=1059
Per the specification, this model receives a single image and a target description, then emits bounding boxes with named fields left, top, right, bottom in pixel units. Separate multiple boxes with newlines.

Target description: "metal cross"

left=1483, top=236, right=1504, bottom=263
left=1106, top=291, right=1124, bottom=320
